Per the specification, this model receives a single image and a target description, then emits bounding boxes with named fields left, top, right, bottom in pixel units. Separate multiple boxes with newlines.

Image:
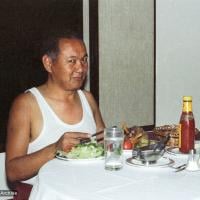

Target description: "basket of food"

left=121, top=124, right=153, bottom=150
left=153, top=124, right=180, bottom=148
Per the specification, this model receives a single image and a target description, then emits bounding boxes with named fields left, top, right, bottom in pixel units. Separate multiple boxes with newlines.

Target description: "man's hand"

left=55, top=132, right=90, bottom=152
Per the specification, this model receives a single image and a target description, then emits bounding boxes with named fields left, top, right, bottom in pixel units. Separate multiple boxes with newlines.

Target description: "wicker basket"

left=153, top=124, right=180, bottom=147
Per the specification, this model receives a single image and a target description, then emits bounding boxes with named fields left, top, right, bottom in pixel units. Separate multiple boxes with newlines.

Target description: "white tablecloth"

left=29, top=151, right=200, bottom=200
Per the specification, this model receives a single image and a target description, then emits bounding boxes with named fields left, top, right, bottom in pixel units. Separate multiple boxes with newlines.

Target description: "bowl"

left=132, top=133, right=170, bottom=164
left=132, top=143, right=165, bottom=164
left=133, top=149, right=164, bottom=164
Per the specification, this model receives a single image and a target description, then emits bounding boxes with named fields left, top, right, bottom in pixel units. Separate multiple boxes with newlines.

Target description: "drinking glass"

left=186, top=149, right=200, bottom=171
left=104, top=127, right=124, bottom=170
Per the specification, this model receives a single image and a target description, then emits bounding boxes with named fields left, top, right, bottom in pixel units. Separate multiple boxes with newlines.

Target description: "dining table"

left=29, top=149, right=200, bottom=200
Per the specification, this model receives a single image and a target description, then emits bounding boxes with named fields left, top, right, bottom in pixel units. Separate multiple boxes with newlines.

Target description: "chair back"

left=0, top=152, right=14, bottom=200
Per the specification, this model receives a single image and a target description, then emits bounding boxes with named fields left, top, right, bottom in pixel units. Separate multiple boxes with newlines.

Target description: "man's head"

left=41, top=31, right=88, bottom=91
left=40, top=31, right=83, bottom=62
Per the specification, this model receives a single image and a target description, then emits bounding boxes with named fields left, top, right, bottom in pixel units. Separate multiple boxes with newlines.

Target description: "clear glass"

left=186, top=149, right=200, bottom=171
left=104, top=127, right=124, bottom=170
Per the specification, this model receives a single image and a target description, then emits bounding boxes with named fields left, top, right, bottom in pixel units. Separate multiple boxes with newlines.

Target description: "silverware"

left=171, top=163, right=186, bottom=169
left=172, top=164, right=187, bottom=172
left=174, top=166, right=186, bottom=172
left=80, top=130, right=104, bottom=144
left=153, top=133, right=170, bottom=152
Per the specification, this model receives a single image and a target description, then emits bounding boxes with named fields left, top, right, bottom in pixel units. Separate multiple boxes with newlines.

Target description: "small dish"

left=132, top=149, right=165, bottom=164
left=126, top=157, right=174, bottom=168
left=167, top=141, right=200, bottom=155
left=123, top=149, right=133, bottom=154
left=131, top=134, right=170, bottom=164
left=166, top=147, right=195, bottom=156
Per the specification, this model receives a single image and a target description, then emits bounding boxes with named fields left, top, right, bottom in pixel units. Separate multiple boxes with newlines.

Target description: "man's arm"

left=6, top=93, right=57, bottom=182
left=6, top=93, right=89, bottom=183
left=84, top=91, right=105, bottom=139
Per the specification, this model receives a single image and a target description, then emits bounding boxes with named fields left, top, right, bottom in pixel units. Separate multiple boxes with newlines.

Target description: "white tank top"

left=23, top=87, right=96, bottom=184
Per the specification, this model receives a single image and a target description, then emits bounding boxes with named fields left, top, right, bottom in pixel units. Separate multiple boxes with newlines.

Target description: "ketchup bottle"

left=179, top=96, right=195, bottom=153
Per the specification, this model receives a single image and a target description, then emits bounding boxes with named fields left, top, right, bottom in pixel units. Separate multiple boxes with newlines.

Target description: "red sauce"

left=179, top=112, right=195, bottom=153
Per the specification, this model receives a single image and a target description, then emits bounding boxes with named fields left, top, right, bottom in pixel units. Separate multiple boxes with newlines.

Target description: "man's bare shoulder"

left=10, top=91, right=35, bottom=112
left=82, top=90, right=95, bottom=102
left=82, top=90, right=98, bottom=110
left=82, top=90, right=105, bottom=129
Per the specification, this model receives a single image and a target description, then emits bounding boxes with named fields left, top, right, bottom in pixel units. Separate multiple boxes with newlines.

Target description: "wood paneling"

left=89, top=0, right=99, bottom=105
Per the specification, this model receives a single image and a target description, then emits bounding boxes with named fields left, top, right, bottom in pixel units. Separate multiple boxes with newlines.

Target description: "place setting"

left=125, top=133, right=175, bottom=168
left=54, top=123, right=200, bottom=173
left=55, top=131, right=104, bottom=163
left=166, top=140, right=200, bottom=156
left=120, top=123, right=200, bottom=173
left=120, top=124, right=174, bottom=168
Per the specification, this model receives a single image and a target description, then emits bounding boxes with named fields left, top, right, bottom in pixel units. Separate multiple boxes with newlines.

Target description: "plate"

left=166, top=141, right=200, bottom=155
left=123, top=150, right=133, bottom=154
left=126, top=157, right=174, bottom=168
left=166, top=147, right=189, bottom=156
left=56, top=154, right=104, bottom=162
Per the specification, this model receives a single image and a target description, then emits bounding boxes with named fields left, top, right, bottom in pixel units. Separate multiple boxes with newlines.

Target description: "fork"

left=171, top=164, right=187, bottom=172
left=174, top=165, right=186, bottom=172
left=80, top=130, right=104, bottom=144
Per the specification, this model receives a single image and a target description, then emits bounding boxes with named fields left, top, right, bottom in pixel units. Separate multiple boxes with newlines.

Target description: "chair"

left=0, top=152, right=14, bottom=200
left=0, top=152, right=32, bottom=200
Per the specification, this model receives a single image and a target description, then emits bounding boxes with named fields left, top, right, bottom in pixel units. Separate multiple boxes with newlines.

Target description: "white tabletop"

left=29, top=151, right=200, bottom=200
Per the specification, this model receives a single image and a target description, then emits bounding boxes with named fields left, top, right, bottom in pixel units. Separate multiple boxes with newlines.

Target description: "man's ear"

left=42, top=55, right=53, bottom=73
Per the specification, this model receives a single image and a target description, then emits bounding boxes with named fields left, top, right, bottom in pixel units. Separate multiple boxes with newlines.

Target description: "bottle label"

left=178, top=124, right=181, bottom=148
left=181, top=114, right=194, bottom=121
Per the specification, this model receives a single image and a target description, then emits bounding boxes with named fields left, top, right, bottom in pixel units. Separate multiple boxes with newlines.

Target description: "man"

left=6, top=31, right=105, bottom=196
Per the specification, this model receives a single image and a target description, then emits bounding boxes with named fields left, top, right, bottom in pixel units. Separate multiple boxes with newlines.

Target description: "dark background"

left=0, top=0, right=83, bottom=151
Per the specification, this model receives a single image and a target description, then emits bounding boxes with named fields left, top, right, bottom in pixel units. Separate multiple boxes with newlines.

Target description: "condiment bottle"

left=179, top=96, right=195, bottom=153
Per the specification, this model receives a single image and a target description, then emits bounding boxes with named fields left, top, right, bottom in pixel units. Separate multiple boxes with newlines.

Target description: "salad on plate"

left=56, top=140, right=104, bottom=160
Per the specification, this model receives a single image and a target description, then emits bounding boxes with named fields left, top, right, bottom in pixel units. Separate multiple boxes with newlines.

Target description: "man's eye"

left=81, top=57, right=88, bottom=64
left=68, top=59, right=76, bottom=64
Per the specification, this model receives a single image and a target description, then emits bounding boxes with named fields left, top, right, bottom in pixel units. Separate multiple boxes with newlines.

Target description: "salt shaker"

left=186, top=149, right=200, bottom=171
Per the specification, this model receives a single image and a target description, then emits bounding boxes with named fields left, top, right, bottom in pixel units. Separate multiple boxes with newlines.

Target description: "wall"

left=83, top=0, right=90, bottom=90
left=98, top=0, right=154, bottom=128
left=156, top=0, right=200, bottom=128
left=82, top=0, right=155, bottom=129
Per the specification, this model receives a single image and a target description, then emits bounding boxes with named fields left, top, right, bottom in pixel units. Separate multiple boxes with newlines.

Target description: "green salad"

left=56, top=141, right=104, bottom=159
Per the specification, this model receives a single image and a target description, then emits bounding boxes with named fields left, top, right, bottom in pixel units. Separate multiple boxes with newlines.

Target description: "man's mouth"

left=72, top=76, right=84, bottom=81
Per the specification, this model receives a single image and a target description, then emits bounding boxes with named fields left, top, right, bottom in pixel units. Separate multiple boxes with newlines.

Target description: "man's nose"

left=75, top=60, right=87, bottom=71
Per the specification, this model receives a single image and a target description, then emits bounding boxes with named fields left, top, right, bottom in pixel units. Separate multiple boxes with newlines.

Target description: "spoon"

left=153, top=134, right=170, bottom=152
